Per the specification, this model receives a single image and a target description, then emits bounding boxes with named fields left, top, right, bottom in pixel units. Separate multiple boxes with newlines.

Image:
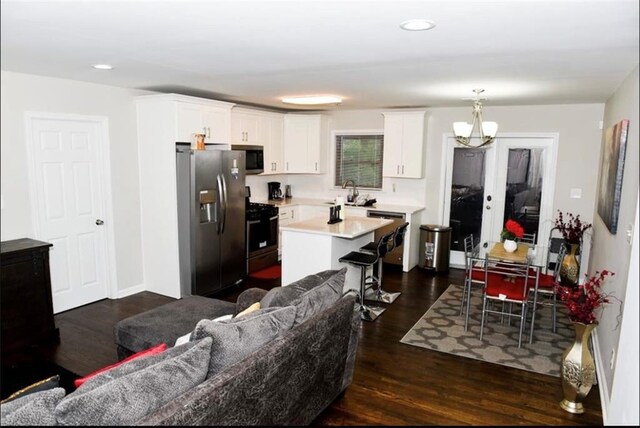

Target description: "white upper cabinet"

left=283, top=114, right=325, bottom=174
left=231, top=107, right=285, bottom=174
left=262, top=115, right=284, bottom=174
left=177, top=100, right=232, bottom=144
left=382, top=111, right=426, bottom=178
left=231, top=110, right=260, bottom=144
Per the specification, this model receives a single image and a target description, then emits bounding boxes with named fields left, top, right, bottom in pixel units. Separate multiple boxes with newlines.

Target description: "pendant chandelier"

left=453, top=89, right=498, bottom=148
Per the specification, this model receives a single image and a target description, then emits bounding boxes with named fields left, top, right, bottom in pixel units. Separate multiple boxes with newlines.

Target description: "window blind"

left=334, top=134, right=384, bottom=189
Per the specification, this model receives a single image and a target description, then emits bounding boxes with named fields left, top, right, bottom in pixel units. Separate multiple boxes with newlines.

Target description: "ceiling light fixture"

left=281, top=95, right=343, bottom=105
left=400, top=19, right=436, bottom=31
left=92, top=64, right=113, bottom=70
left=453, top=89, right=498, bottom=148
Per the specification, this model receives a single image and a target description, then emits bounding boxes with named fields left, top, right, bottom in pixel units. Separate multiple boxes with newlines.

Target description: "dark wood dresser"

left=1, top=238, right=59, bottom=363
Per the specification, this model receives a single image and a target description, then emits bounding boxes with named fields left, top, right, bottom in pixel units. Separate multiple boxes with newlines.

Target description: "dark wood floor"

left=5, top=266, right=602, bottom=425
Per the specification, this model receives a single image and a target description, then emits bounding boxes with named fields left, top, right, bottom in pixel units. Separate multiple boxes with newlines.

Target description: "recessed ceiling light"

left=92, top=64, right=113, bottom=70
left=400, top=19, right=436, bottom=31
left=281, top=95, right=343, bottom=105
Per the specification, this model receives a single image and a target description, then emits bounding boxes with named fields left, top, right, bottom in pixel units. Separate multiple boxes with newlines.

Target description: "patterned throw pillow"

left=191, top=306, right=297, bottom=377
left=55, top=337, right=212, bottom=426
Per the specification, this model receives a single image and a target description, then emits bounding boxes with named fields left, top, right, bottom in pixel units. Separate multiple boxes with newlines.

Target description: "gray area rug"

left=400, top=284, right=573, bottom=377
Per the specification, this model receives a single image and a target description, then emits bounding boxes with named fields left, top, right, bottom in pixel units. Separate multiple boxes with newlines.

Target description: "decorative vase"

left=560, top=322, right=597, bottom=414
left=503, top=239, right=518, bottom=253
left=560, top=243, right=580, bottom=286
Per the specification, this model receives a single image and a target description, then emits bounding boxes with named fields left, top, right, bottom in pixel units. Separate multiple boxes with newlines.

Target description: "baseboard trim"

left=115, top=283, right=146, bottom=299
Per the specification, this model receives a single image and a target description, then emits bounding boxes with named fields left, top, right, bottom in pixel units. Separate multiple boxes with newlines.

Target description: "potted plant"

left=555, top=270, right=615, bottom=414
left=554, top=210, right=592, bottom=285
left=500, top=219, right=524, bottom=252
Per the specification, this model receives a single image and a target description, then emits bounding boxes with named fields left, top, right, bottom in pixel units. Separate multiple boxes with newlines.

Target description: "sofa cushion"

left=1, top=388, right=65, bottom=426
left=73, top=343, right=168, bottom=388
left=260, top=269, right=340, bottom=308
left=289, top=268, right=346, bottom=326
left=55, top=337, right=212, bottom=426
left=114, top=295, right=234, bottom=354
left=235, top=287, right=269, bottom=315
left=191, top=306, right=297, bottom=377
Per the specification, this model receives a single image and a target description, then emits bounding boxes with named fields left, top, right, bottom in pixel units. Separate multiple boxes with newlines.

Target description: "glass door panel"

left=449, top=148, right=486, bottom=251
left=443, top=137, right=496, bottom=267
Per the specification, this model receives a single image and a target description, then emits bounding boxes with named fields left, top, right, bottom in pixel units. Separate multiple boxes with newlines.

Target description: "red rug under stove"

left=249, top=264, right=282, bottom=280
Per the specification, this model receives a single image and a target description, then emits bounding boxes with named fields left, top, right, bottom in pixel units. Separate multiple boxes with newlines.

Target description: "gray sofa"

left=0, top=268, right=360, bottom=426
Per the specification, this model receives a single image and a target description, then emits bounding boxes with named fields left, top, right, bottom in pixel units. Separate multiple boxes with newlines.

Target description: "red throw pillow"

left=74, top=343, right=167, bottom=388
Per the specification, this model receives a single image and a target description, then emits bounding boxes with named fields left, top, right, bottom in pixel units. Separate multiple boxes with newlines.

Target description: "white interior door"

left=27, top=114, right=111, bottom=313
left=443, top=134, right=558, bottom=268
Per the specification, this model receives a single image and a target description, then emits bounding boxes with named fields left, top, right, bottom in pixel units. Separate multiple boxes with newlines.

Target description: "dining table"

left=477, top=240, right=549, bottom=344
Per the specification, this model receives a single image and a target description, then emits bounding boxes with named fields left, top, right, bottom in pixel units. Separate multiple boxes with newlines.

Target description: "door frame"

left=440, top=132, right=559, bottom=268
left=24, top=111, right=118, bottom=303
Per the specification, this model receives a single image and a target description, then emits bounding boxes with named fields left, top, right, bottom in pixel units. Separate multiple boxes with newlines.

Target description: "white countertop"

left=280, top=216, right=394, bottom=239
left=259, top=197, right=425, bottom=215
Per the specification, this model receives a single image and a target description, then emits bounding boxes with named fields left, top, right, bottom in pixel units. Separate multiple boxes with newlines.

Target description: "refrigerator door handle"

left=220, top=173, right=228, bottom=234
left=216, top=174, right=224, bottom=235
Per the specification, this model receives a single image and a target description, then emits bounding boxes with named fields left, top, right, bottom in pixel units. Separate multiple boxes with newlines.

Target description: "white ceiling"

left=1, top=0, right=638, bottom=111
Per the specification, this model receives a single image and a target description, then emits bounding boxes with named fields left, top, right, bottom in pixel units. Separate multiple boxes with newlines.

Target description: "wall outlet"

left=610, top=348, right=616, bottom=370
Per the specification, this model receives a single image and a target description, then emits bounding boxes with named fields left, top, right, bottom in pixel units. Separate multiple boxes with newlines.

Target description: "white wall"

left=287, top=103, right=605, bottom=270
left=0, top=71, right=149, bottom=295
left=588, top=66, right=639, bottom=426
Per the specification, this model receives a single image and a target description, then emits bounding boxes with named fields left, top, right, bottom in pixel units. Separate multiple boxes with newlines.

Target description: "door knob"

left=96, top=219, right=104, bottom=225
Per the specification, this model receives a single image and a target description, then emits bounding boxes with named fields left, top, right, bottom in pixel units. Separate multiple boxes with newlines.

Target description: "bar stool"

left=360, top=222, right=408, bottom=304
left=339, top=230, right=395, bottom=321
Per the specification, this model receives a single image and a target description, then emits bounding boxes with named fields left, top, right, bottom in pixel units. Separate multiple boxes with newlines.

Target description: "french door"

left=443, top=134, right=558, bottom=267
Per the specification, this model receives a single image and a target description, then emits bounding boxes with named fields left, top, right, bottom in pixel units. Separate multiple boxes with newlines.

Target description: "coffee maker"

left=268, top=182, right=283, bottom=200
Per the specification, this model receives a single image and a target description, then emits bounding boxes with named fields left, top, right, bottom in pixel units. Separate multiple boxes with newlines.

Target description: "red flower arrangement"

left=556, top=270, right=615, bottom=324
left=500, top=219, right=524, bottom=241
left=555, top=210, right=592, bottom=245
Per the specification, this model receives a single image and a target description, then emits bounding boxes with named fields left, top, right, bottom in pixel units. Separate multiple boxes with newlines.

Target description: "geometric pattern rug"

left=400, top=283, right=574, bottom=377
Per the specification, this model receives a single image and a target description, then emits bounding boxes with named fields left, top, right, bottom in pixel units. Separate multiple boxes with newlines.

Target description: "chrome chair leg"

left=364, top=259, right=401, bottom=304
left=357, top=265, right=385, bottom=321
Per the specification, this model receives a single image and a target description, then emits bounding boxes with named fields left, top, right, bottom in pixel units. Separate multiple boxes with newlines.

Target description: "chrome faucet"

left=342, top=179, right=359, bottom=200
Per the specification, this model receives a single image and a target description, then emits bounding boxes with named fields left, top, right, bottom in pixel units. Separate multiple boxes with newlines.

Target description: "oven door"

left=247, top=215, right=279, bottom=257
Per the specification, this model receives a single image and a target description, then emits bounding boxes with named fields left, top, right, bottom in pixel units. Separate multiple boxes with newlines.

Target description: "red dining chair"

left=480, top=256, right=531, bottom=348
left=527, top=242, right=566, bottom=340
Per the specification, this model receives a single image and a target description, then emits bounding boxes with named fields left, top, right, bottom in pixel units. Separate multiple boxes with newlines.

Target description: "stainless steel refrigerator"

left=176, top=144, right=246, bottom=297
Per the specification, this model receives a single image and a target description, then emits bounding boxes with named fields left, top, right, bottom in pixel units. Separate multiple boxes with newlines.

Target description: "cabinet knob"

left=96, top=219, right=104, bottom=225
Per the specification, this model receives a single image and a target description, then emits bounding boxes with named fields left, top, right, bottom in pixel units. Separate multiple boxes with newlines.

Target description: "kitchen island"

left=280, top=215, right=394, bottom=292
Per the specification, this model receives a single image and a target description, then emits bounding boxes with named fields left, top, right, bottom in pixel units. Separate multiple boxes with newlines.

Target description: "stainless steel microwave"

left=239, top=145, right=264, bottom=175
left=208, top=144, right=264, bottom=174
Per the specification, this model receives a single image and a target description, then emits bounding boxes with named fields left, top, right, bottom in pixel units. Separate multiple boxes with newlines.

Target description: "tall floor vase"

left=560, top=322, right=597, bottom=414
left=560, top=243, right=580, bottom=286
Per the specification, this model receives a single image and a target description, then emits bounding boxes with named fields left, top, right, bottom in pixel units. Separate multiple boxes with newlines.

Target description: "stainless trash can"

left=419, top=225, right=451, bottom=272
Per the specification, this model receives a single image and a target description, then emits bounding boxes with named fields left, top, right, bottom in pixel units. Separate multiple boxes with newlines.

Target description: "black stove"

left=246, top=202, right=279, bottom=221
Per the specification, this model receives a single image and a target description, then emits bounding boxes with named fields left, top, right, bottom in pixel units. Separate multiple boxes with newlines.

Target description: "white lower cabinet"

left=278, top=206, right=299, bottom=258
